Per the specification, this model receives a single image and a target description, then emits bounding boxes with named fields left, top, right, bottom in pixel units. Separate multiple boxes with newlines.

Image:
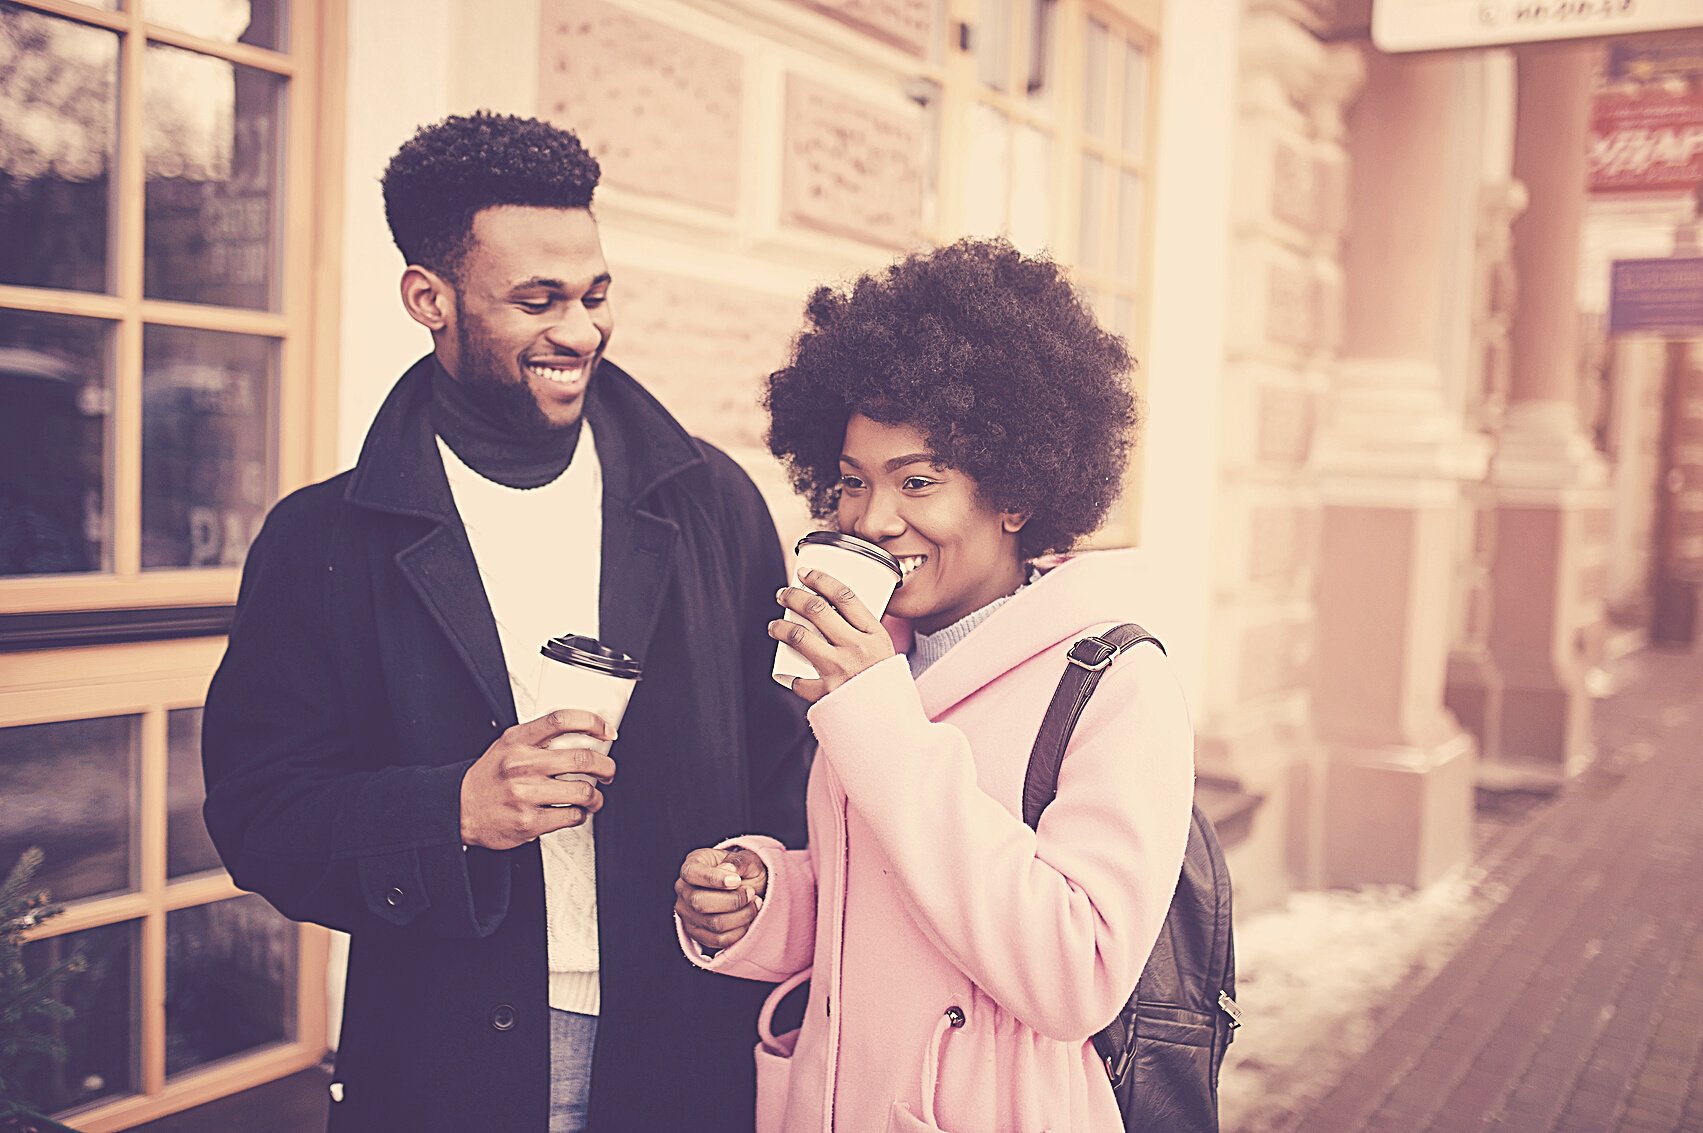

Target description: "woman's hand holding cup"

left=770, top=568, right=896, bottom=703
left=675, top=846, right=769, bottom=954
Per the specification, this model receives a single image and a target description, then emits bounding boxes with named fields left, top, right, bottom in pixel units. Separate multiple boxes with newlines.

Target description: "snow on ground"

left=1218, top=871, right=1496, bottom=1133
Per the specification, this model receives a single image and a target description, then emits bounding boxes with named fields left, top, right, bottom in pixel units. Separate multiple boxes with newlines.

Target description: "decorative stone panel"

left=605, top=264, right=803, bottom=449
left=1266, top=261, right=1321, bottom=349
left=1271, top=141, right=1319, bottom=233
left=1239, top=618, right=1310, bottom=702
left=782, top=76, right=924, bottom=249
left=540, top=0, right=742, bottom=214
left=1249, top=506, right=1313, bottom=586
left=791, top=0, right=932, bottom=56
left=1256, top=385, right=1315, bottom=466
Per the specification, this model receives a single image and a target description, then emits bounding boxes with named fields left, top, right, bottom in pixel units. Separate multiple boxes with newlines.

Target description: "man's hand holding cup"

left=460, top=709, right=617, bottom=850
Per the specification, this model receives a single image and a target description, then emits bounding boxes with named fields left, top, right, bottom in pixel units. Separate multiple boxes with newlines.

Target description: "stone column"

left=1311, top=49, right=1486, bottom=889
left=1482, top=45, right=1610, bottom=782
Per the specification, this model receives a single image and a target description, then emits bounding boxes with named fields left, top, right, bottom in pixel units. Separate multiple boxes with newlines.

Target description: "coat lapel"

left=395, top=523, right=514, bottom=724
left=345, top=357, right=514, bottom=725
left=587, top=364, right=702, bottom=667
left=596, top=500, right=679, bottom=666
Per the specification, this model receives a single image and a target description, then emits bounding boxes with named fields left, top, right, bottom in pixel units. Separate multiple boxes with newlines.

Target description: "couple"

left=201, top=112, right=1193, bottom=1133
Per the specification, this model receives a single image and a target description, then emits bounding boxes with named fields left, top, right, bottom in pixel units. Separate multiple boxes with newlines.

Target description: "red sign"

left=1590, top=88, right=1703, bottom=194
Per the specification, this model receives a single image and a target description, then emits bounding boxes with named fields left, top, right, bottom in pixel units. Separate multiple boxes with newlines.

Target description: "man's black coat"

left=201, top=356, right=810, bottom=1132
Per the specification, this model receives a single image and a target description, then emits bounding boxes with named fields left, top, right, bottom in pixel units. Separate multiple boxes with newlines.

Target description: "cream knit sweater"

left=438, top=427, right=603, bottom=1015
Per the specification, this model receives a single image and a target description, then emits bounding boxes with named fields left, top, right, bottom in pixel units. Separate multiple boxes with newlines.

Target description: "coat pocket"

left=755, top=967, right=810, bottom=1133
left=755, top=1028, right=800, bottom=1133
left=883, top=1101, right=1055, bottom=1133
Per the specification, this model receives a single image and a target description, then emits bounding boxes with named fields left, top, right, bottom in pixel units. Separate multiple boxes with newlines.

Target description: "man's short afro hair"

left=763, top=237, right=1139, bottom=560
left=381, top=111, right=601, bottom=279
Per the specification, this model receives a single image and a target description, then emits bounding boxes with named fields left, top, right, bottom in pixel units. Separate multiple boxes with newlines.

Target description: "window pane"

left=1082, top=18, right=1109, bottom=140
left=1113, top=294, right=1133, bottom=340
left=1122, top=39, right=1149, bottom=156
left=0, top=309, right=113, bottom=576
left=1019, top=0, right=1056, bottom=114
left=976, top=0, right=1011, bottom=91
left=145, top=0, right=288, bottom=51
left=1078, top=153, right=1104, bottom=270
left=141, top=325, right=277, bottom=570
left=0, top=716, right=138, bottom=903
left=1010, top=125, right=1050, bottom=255
left=0, top=4, right=118, bottom=293
left=963, top=102, right=1011, bottom=237
left=15, top=922, right=138, bottom=1115
left=1116, top=168, right=1143, bottom=278
left=168, top=707, right=222, bottom=878
left=166, top=895, right=297, bottom=1077
left=144, top=44, right=285, bottom=310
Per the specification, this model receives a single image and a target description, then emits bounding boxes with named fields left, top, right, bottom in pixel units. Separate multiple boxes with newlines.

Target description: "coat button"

left=329, top=1081, right=344, bottom=1103
left=490, top=1003, right=517, bottom=1031
left=384, top=887, right=405, bottom=908
left=946, top=1005, right=966, bottom=1028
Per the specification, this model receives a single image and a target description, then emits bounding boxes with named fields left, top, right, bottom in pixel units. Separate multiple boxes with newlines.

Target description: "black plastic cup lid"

left=795, top=530, right=904, bottom=586
left=540, top=635, right=643, bottom=679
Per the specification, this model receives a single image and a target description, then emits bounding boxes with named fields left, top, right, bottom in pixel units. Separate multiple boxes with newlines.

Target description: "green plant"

left=0, top=848, right=86, bottom=1133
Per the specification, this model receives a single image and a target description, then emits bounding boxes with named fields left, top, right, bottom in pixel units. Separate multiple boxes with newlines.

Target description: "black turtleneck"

left=429, top=357, right=583, bottom=489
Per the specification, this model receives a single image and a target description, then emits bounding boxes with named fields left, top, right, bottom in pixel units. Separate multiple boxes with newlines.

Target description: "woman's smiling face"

left=834, top=414, right=1028, bottom=636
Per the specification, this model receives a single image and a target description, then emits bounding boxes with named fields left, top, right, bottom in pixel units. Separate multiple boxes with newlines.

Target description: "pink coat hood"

left=681, top=548, right=1196, bottom=1132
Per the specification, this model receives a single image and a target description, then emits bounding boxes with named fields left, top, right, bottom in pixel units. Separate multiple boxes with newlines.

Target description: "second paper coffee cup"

left=538, top=635, right=641, bottom=785
left=772, top=531, right=904, bottom=687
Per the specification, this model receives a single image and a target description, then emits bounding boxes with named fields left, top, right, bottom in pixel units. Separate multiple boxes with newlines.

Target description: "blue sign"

left=1609, top=257, right=1703, bottom=336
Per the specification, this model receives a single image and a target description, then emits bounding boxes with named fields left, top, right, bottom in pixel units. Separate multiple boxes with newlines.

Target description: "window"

left=0, top=1, right=338, bottom=1127
left=0, top=0, right=335, bottom=614
left=1, top=642, right=330, bottom=1130
left=945, top=0, right=1159, bottom=543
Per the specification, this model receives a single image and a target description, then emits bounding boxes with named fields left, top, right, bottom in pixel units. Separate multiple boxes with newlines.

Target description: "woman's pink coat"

left=681, top=549, right=1196, bottom=1132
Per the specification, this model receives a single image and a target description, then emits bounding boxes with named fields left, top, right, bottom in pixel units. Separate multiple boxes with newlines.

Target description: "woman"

left=674, top=238, right=1195, bottom=1132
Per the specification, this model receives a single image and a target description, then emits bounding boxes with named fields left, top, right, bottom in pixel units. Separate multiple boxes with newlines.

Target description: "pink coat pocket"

left=755, top=967, right=809, bottom=1133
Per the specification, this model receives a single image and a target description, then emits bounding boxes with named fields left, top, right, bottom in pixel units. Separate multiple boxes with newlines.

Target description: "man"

left=201, top=112, right=809, bottom=1133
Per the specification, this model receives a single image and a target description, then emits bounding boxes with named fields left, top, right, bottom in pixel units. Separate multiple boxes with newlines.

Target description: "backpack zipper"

left=1219, top=990, right=1244, bottom=1029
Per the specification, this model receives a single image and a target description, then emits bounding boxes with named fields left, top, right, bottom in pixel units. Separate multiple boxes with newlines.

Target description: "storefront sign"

left=1372, top=0, right=1703, bottom=53
left=1590, top=88, right=1703, bottom=193
left=1606, top=32, right=1703, bottom=82
left=1609, top=257, right=1703, bottom=335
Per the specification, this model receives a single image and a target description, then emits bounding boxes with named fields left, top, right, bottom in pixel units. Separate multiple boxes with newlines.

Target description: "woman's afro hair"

left=763, top=237, right=1139, bottom=559
left=381, top=111, right=601, bottom=279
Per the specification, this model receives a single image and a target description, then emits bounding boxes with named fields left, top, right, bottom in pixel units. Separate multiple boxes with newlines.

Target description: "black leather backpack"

left=1021, top=624, right=1241, bottom=1133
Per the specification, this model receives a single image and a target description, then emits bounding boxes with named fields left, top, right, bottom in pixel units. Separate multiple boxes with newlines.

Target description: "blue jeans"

left=549, top=1009, right=597, bottom=1133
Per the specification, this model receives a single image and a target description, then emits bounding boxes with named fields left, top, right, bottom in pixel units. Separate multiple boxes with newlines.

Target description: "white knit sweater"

left=438, top=427, right=604, bottom=1015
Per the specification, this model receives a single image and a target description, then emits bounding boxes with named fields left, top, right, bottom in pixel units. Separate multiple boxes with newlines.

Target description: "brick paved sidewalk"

left=1284, top=645, right=1703, bottom=1133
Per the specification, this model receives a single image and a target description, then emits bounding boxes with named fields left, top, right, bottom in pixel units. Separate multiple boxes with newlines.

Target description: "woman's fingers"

left=801, top=569, right=883, bottom=633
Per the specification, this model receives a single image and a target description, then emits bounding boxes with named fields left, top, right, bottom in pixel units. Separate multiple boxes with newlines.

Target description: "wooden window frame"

left=0, top=0, right=344, bottom=616
left=4, top=639, right=331, bottom=1132
left=936, top=0, right=1162, bottom=546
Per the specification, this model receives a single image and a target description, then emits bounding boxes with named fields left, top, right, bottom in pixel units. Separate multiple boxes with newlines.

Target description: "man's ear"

left=1002, top=511, right=1029, bottom=534
left=400, top=265, right=455, bottom=331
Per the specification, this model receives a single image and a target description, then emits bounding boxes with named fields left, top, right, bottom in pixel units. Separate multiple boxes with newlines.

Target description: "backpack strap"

left=1021, top=624, right=1164, bottom=830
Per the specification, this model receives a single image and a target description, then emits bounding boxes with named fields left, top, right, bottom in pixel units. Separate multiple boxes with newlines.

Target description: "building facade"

left=2, top=0, right=1683, bottom=1126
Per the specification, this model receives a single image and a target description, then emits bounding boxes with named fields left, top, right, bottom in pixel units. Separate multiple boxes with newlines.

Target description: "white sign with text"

left=1373, top=0, right=1703, bottom=54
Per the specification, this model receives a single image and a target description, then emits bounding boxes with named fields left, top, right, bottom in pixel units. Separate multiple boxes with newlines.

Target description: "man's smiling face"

left=439, top=205, right=613, bottom=434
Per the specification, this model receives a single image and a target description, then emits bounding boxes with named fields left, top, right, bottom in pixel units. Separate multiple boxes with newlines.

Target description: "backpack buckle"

left=1105, top=1045, right=1136, bottom=1088
left=1067, top=636, right=1118, bottom=671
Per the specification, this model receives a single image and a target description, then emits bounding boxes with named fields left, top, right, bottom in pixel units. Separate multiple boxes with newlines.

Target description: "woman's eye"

left=902, top=476, right=936, bottom=491
left=837, top=475, right=866, bottom=491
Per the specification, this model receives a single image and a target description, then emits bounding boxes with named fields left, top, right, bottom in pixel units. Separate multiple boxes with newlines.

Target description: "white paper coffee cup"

left=538, top=635, right=642, bottom=786
left=772, top=531, right=904, bottom=687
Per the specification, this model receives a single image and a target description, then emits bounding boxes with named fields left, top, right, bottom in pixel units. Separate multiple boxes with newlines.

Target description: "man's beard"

left=451, top=315, right=580, bottom=437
